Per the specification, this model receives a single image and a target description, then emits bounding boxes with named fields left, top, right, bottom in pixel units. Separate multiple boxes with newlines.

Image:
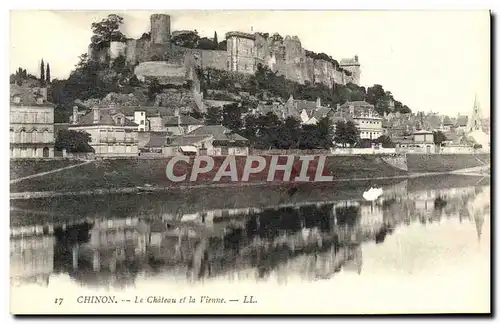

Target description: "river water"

left=9, top=174, right=491, bottom=314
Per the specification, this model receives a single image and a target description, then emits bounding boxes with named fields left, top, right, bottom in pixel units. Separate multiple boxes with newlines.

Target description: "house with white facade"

left=339, top=101, right=383, bottom=140
left=69, top=106, right=139, bottom=157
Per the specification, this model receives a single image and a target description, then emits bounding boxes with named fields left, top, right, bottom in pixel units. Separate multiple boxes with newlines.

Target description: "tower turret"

left=340, top=55, right=361, bottom=86
left=150, top=14, right=171, bottom=45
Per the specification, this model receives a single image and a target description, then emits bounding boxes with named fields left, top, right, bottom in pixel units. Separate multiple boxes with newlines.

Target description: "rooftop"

left=10, top=84, right=53, bottom=107
left=225, top=31, right=256, bottom=40
left=312, top=107, right=333, bottom=119
left=118, top=105, right=176, bottom=117
left=187, top=125, right=248, bottom=142
left=169, top=135, right=212, bottom=146
left=163, top=115, right=203, bottom=126
left=74, top=108, right=138, bottom=127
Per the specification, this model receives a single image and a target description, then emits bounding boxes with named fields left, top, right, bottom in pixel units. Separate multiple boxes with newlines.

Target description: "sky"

left=9, top=10, right=490, bottom=117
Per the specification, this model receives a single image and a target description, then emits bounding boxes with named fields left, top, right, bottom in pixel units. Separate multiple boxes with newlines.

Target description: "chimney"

left=174, top=108, right=179, bottom=117
left=336, top=103, right=340, bottom=111
left=72, top=106, right=79, bottom=124
left=92, top=107, right=100, bottom=124
left=383, top=111, right=387, bottom=118
left=316, top=97, right=321, bottom=108
left=349, top=104, right=354, bottom=115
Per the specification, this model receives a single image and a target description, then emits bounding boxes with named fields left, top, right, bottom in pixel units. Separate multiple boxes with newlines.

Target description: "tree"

left=90, top=14, right=126, bottom=50
left=433, top=131, right=447, bottom=146
left=75, top=53, right=90, bottom=69
left=171, top=30, right=200, bottom=48
left=255, top=112, right=283, bottom=149
left=279, top=117, right=301, bottom=149
left=205, top=106, right=222, bottom=125
left=55, top=130, right=94, bottom=153
left=375, top=135, right=395, bottom=148
left=45, top=63, right=51, bottom=83
left=316, top=117, right=333, bottom=148
left=111, top=55, right=127, bottom=71
left=147, top=78, right=163, bottom=101
left=399, top=105, right=412, bottom=114
left=213, top=31, right=218, bottom=48
left=128, top=75, right=140, bottom=87
left=334, top=120, right=359, bottom=147
left=197, top=37, right=217, bottom=50
left=218, top=40, right=227, bottom=51
left=222, top=103, right=244, bottom=131
left=301, top=124, right=321, bottom=149
left=40, top=59, right=45, bottom=83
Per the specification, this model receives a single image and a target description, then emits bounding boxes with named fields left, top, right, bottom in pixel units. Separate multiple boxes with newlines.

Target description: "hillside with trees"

left=198, top=63, right=411, bottom=116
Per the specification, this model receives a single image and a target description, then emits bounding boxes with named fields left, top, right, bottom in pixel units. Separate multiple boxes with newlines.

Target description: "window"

left=140, top=120, right=144, bottom=125
left=43, top=130, right=50, bottom=143
left=20, top=131, right=26, bottom=143
left=141, top=112, right=144, bottom=116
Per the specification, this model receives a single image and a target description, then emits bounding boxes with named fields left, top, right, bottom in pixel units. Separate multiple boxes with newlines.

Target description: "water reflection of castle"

left=10, top=181, right=489, bottom=288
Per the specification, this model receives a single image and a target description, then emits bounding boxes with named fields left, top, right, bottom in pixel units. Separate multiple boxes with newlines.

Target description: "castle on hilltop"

left=89, top=13, right=361, bottom=88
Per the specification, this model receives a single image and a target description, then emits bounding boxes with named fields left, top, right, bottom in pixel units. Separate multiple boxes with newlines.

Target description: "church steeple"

left=467, top=94, right=482, bottom=133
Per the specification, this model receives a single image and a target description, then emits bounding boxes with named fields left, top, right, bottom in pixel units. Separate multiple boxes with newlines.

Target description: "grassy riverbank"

left=9, top=153, right=490, bottom=194
left=406, top=153, right=490, bottom=173
left=9, top=155, right=407, bottom=193
left=10, top=158, right=84, bottom=180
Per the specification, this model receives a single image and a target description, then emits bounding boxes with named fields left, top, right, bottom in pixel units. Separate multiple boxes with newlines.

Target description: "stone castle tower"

left=226, top=31, right=256, bottom=74
left=340, top=55, right=361, bottom=85
left=467, top=94, right=482, bottom=133
left=150, top=14, right=171, bottom=45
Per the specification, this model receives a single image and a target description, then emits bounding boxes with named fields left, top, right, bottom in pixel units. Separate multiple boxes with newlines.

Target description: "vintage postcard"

left=9, top=10, right=491, bottom=315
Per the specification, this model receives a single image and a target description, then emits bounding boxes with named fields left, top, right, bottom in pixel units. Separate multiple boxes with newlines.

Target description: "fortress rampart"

left=89, top=13, right=361, bottom=87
